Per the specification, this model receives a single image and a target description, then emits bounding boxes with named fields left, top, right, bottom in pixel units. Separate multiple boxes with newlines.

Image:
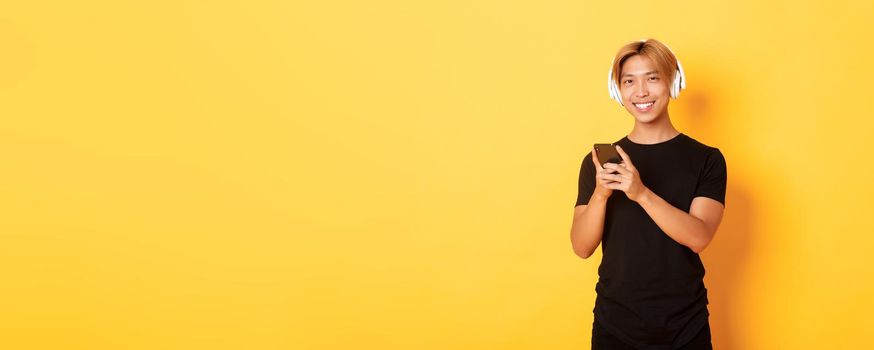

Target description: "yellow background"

left=1, top=1, right=872, bottom=349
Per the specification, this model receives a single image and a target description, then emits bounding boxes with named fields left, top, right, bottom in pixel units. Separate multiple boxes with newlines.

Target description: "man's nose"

left=636, top=83, right=649, bottom=97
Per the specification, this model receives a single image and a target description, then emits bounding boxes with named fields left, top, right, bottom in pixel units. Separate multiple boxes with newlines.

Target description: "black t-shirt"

left=575, top=132, right=727, bottom=350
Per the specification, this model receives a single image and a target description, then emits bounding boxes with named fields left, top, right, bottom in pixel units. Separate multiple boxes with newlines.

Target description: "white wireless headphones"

left=608, top=39, right=686, bottom=106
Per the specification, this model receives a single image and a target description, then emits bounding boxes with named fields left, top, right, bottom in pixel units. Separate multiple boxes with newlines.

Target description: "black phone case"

left=593, top=143, right=622, bottom=167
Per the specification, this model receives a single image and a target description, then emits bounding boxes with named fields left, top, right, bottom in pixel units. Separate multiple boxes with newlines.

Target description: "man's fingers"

left=603, top=162, right=631, bottom=176
left=596, top=172, right=622, bottom=184
left=615, top=145, right=635, bottom=170
left=591, top=148, right=604, bottom=170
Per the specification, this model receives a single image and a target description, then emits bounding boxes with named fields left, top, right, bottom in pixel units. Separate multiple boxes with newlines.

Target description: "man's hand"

left=590, top=147, right=615, bottom=202
left=602, top=145, right=650, bottom=203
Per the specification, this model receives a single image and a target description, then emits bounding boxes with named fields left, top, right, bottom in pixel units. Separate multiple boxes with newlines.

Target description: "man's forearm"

left=636, top=188, right=710, bottom=253
left=570, top=194, right=610, bottom=259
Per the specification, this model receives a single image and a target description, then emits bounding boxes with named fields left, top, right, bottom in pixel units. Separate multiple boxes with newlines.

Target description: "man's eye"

left=649, top=77, right=659, bottom=80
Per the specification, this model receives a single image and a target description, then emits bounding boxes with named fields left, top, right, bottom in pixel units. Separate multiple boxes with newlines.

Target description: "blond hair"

left=610, top=38, right=679, bottom=89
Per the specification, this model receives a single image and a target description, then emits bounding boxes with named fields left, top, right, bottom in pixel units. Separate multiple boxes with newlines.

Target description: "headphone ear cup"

left=674, top=59, right=686, bottom=99
left=610, top=79, right=617, bottom=104
left=613, top=81, right=623, bottom=105
left=608, top=68, right=623, bottom=105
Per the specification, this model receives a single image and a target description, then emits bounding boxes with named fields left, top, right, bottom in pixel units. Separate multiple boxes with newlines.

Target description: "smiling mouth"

left=633, top=101, right=655, bottom=109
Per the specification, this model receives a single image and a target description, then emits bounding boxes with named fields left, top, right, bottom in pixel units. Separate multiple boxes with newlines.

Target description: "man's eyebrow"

left=621, top=71, right=659, bottom=78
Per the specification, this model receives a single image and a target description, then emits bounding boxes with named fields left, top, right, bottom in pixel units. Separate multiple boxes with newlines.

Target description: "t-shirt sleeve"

left=693, top=148, right=727, bottom=205
left=575, top=152, right=596, bottom=207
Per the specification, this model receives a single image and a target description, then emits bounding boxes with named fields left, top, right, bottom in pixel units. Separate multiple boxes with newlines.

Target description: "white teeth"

left=634, top=102, right=653, bottom=108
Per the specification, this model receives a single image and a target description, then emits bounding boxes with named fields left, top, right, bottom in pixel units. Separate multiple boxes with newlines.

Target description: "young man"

left=570, top=39, right=727, bottom=349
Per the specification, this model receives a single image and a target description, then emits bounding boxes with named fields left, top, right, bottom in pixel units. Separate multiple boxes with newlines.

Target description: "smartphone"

left=594, top=143, right=622, bottom=168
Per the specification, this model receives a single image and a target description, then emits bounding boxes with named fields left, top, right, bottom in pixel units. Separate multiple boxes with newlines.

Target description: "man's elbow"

left=690, top=234, right=715, bottom=254
left=572, top=246, right=594, bottom=259
left=690, top=221, right=718, bottom=253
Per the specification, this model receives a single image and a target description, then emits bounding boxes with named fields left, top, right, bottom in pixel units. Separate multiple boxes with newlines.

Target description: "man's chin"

left=630, top=111, right=664, bottom=123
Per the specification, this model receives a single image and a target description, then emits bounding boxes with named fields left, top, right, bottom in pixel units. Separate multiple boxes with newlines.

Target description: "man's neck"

left=628, top=120, right=680, bottom=144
